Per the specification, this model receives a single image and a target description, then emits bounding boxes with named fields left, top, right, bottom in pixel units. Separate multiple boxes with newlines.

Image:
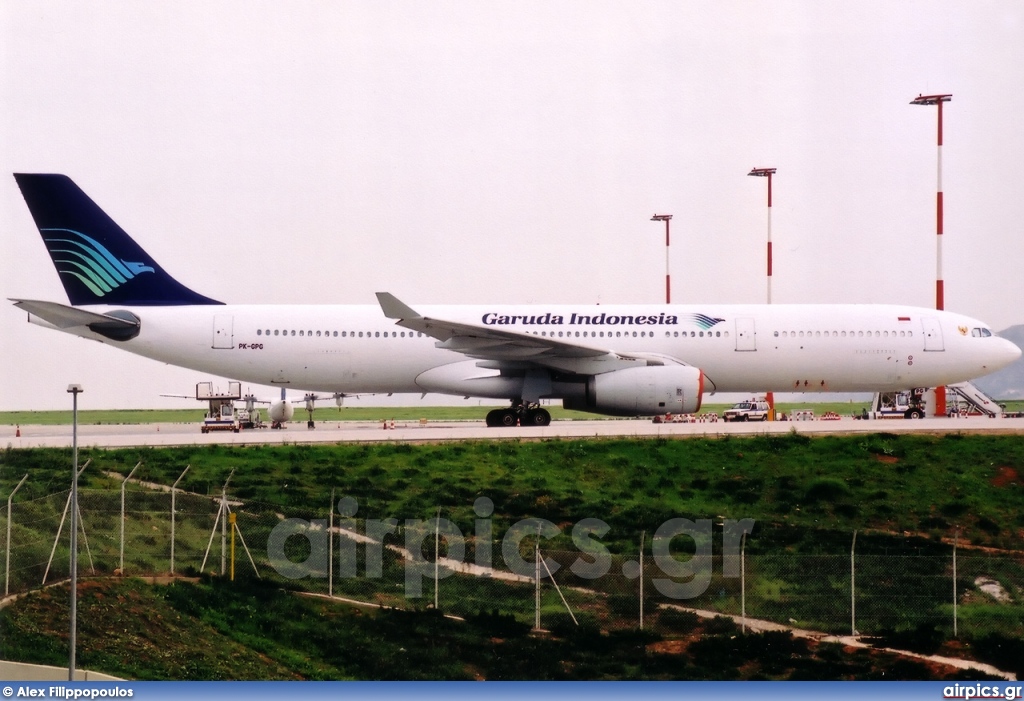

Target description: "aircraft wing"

left=376, top=292, right=677, bottom=374
left=10, top=298, right=139, bottom=331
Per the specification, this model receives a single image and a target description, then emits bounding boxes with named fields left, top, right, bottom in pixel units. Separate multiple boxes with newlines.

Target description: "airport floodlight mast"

left=748, top=167, right=777, bottom=419
left=747, top=168, right=777, bottom=304
left=650, top=214, right=673, bottom=304
left=67, top=383, right=83, bottom=680
left=911, top=92, right=952, bottom=417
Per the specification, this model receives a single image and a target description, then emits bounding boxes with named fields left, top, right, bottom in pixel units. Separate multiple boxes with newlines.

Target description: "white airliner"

left=10, top=174, right=1021, bottom=427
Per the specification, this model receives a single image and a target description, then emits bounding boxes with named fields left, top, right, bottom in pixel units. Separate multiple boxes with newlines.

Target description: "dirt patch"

left=874, top=454, right=900, bottom=464
left=648, top=639, right=687, bottom=655
left=991, top=466, right=1020, bottom=488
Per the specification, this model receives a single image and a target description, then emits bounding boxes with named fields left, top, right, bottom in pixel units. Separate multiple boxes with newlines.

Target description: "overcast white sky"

left=2, top=2, right=1023, bottom=411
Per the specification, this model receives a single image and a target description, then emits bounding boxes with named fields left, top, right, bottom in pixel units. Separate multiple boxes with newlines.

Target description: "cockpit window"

left=972, top=328, right=993, bottom=338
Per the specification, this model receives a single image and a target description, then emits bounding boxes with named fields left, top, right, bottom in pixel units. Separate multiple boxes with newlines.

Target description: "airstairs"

left=945, top=381, right=1003, bottom=417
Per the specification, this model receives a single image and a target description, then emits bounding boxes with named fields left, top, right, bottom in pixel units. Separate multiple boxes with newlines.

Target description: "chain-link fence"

left=3, top=473, right=1023, bottom=643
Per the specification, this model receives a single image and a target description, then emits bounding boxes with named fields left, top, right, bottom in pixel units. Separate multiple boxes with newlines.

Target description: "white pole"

left=170, top=465, right=190, bottom=575
left=5, top=474, right=28, bottom=597
left=119, top=462, right=141, bottom=572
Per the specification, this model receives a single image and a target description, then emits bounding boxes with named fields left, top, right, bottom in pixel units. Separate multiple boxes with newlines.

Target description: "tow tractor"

left=871, top=389, right=926, bottom=419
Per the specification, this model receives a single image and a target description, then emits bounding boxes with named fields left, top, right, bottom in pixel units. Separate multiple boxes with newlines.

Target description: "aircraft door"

left=212, top=315, right=234, bottom=349
left=735, top=318, right=756, bottom=351
left=921, top=316, right=944, bottom=352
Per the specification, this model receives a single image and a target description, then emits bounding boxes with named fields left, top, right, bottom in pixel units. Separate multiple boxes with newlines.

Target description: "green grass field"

left=5, top=400, right=1021, bottom=426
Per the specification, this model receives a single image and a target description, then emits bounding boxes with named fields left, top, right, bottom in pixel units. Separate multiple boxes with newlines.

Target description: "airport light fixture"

left=911, top=93, right=951, bottom=417
left=650, top=214, right=673, bottom=304
left=66, top=383, right=83, bottom=680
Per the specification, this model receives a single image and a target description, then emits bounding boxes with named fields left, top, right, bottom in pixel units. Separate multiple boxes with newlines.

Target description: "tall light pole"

left=66, top=383, right=83, bottom=681
left=911, top=92, right=952, bottom=417
left=748, top=167, right=777, bottom=418
left=747, top=168, right=776, bottom=304
left=650, top=214, right=673, bottom=304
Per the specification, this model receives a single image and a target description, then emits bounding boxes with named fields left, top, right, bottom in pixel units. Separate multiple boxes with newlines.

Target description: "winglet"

left=376, top=292, right=421, bottom=320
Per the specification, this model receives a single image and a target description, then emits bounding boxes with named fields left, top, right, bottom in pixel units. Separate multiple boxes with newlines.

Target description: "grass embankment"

left=4, top=434, right=1018, bottom=549
left=0, top=576, right=1004, bottom=681
left=1, top=435, right=1022, bottom=680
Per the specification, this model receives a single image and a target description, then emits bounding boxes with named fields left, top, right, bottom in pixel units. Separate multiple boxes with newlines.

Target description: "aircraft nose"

left=993, top=337, right=1022, bottom=370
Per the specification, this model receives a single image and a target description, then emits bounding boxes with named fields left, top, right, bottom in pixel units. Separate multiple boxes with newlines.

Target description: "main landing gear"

left=485, top=400, right=551, bottom=427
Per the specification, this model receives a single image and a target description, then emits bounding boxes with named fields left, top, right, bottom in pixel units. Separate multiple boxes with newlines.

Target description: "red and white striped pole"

left=911, top=93, right=952, bottom=416
left=651, top=214, right=673, bottom=304
left=748, top=167, right=777, bottom=418
left=748, top=168, right=776, bottom=304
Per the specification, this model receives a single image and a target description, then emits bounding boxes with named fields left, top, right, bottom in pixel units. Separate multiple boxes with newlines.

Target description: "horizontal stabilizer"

left=11, top=298, right=140, bottom=341
left=12, top=298, right=135, bottom=328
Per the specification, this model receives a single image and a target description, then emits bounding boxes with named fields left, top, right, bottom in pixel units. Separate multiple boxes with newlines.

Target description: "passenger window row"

left=256, top=329, right=425, bottom=338
left=773, top=330, right=914, bottom=339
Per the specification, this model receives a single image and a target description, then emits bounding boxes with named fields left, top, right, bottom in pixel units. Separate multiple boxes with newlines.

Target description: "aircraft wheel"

left=524, top=408, right=551, bottom=427
left=499, top=409, right=519, bottom=427
left=485, top=409, right=501, bottom=427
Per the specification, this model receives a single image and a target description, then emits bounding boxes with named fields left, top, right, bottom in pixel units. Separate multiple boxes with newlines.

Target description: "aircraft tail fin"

left=14, top=173, right=222, bottom=306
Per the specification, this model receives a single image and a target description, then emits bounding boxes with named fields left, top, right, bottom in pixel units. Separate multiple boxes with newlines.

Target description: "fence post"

left=221, top=470, right=234, bottom=576
left=201, top=469, right=234, bottom=575
left=534, top=543, right=541, bottom=631
left=329, top=488, right=335, bottom=598
left=741, top=530, right=747, bottom=634
left=119, top=462, right=141, bottom=572
left=434, top=507, right=441, bottom=610
left=851, top=530, right=858, bottom=637
left=953, top=530, right=958, bottom=638
left=5, top=474, right=28, bottom=597
left=639, top=531, right=645, bottom=631
left=170, top=465, right=190, bottom=575
left=42, top=460, right=90, bottom=586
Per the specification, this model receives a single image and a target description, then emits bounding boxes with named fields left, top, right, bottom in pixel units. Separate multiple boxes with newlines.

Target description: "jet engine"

left=268, top=399, right=295, bottom=423
left=562, top=365, right=704, bottom=416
